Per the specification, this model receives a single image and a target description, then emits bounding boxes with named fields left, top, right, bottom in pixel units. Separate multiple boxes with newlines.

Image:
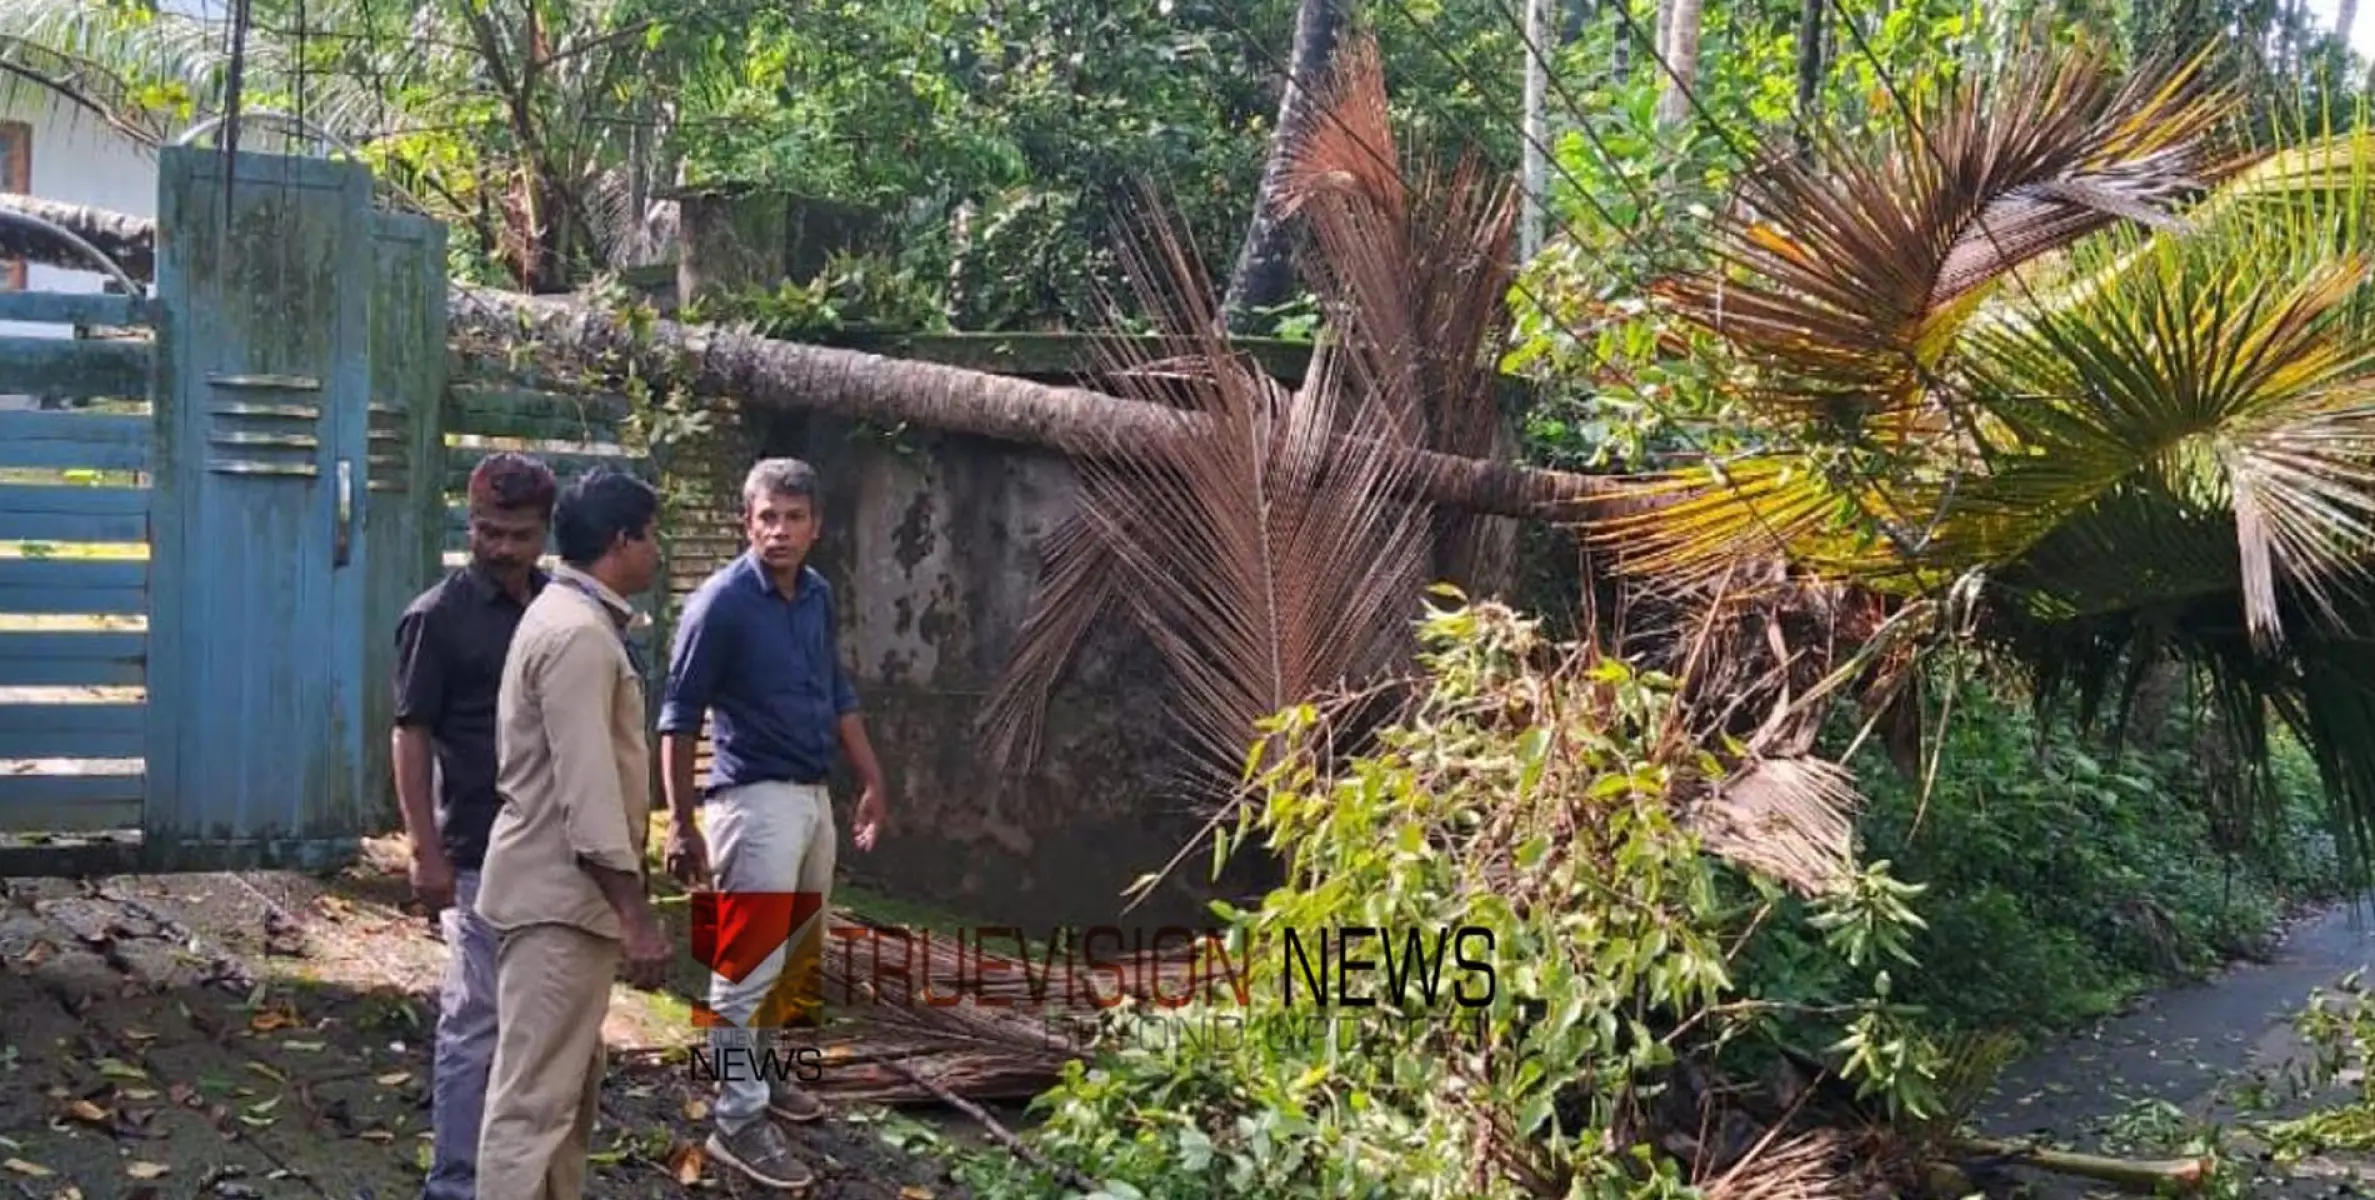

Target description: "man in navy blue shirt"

left=657, top=456, right=889, bottom=1191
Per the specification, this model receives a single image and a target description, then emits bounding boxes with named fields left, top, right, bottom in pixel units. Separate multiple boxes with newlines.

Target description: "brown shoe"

left=768, top=1077, right=826, bottom=1123
left=707, top=1118, right=815, bottom=1192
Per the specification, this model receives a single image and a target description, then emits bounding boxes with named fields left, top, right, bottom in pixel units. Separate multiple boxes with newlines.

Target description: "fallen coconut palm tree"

left=0, top=192, right=1603, bottom=524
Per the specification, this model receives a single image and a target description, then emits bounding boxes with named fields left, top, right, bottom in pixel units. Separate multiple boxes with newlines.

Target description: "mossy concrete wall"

left=724, top=402, right=1276, bottom=931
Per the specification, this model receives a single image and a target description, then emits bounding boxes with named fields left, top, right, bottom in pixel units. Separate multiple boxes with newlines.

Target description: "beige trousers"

left=477, top=922, right=621, bottom=1200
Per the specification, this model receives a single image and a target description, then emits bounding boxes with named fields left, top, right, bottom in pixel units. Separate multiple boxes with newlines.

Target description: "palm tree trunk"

left=1220, top=0, right=1344, bottom=333
left=0, top=196, right=156, bottom=281
left=0, top=192, right=1607, bottom=522
left=1611, top=0, right=1632, bottom=79
left=448, top=288, right=1604, bottom=519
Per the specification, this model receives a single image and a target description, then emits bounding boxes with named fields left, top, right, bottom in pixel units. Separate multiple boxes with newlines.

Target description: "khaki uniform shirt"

left=476, top=564, right=651, bottom=941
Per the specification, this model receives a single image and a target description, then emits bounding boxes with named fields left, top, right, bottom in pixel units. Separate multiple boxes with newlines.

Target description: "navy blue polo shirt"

left=657, top=552, right=859, bottom=792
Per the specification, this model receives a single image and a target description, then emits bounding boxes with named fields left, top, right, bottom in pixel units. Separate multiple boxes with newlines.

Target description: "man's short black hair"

left=467, top=451, right=559, bottom=518
left=553, top=468, right=660, bottom=568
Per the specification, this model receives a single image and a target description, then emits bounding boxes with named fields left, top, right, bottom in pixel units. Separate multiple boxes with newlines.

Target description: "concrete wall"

left=736, top=404, right=1278, bottom=931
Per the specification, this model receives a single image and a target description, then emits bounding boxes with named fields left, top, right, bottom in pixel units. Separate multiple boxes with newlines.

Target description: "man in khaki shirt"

left=475, top=469, right=669, bottom=1200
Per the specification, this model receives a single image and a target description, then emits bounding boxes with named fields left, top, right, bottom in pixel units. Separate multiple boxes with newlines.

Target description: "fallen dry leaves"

left=668, top=1141, right=707, bottom=1185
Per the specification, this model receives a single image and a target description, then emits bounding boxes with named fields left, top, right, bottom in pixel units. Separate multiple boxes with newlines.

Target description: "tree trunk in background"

left=1521, top=0, right=1551, bottom=261
left=1793, top=0, right=1825, bottom=158
left=1612, top=0, right=1631, bottom=80
left=1220, top=0, right=1344, bottom=334
left=0, top=192, right=1608, bottom=523
left=1562, top=0, right=1594, bottom=45
left=1655, top=0, right=1704, bottom=130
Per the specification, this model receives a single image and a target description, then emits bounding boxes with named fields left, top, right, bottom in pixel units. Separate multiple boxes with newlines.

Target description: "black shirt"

left=392, top=564, right=548, bottom=869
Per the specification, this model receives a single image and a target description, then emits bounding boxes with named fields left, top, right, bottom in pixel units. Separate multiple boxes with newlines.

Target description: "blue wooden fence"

left=0, top=292, right=157, bottom=847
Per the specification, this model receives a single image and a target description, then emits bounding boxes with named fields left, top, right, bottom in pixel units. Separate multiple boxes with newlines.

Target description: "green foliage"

left=661, top=0, right=1286, bottom=331
left=960, top=597, right=1933, bottom=1199
left=2260, top=970, right=2375, bottom=1162
left=679, top=251, right=950, bottom=340
left=1731, top=667, right=2349, bottom=1041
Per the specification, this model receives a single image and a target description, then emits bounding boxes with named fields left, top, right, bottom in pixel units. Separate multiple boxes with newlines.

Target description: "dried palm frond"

left=1276, top=32, right=1526, bottom=597
left=978, top=36, right=1530, bottom=795
left=975, top=197, right=1437, bottom=798
left=1697, top=1129, right=1851, bottom=1200
left=973, top=516, right=1126, bottom=777
left=805, top=908, right=1208, bottom=1104
left=1688, top=756, right=1860, bottom=899
left=1073, top=206, right=1439, bottom=793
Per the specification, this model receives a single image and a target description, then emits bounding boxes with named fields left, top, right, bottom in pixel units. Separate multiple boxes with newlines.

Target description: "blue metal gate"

left=0, top=146, right=448, bottom=874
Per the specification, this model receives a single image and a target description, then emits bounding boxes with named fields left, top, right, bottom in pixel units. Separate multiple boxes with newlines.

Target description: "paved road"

left=1973, top=899, right=2375, bottom=1195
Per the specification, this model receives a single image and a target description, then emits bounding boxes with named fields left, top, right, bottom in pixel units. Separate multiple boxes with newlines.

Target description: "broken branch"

left=884, top=1058, right=1104, bottom=1193
left=1948, top=1135, right=2215, bottom=1194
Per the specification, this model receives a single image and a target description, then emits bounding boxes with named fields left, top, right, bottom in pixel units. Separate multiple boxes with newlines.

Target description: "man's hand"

left=621, top=914, right=672, bottom=990
left=852, top=783, right=888, bottom=852
left=409, top=843, right=457, bottom=915
left=664, top=822, right=711, bottom=887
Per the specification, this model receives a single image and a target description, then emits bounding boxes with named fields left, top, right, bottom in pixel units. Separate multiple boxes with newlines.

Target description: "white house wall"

left=1, top=94, right=159, bottom=341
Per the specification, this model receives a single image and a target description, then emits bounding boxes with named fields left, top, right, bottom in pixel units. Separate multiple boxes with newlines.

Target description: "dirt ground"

left=0, top=841, right=995, bottom=1200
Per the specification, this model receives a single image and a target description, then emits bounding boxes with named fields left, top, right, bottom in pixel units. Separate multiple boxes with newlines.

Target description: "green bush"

left=959, top=597, right=1935, bottom=1199
left=1732, top=667, right=2351, bottom=1040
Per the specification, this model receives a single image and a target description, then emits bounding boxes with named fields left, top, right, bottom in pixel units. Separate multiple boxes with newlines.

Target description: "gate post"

left=361, top=213, right=450, bottom=829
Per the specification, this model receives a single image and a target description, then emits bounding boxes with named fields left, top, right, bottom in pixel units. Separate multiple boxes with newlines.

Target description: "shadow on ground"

left=0, top=850, right=989, bottom=1200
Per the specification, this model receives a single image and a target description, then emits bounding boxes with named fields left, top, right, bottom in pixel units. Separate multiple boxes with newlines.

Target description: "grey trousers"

left=423, top=869, right=498, bottom=1200
left=705, top=780, right=838, bottom=1129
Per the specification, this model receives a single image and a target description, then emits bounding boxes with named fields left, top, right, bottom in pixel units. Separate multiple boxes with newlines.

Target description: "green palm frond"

left=1960, top=221, right=2375, bottom=646
left=1969, top=131, right=2375, bottom=339
left=0, top=34, right=170, bottom=145
left=1590, top=456, right=1926, bottom=587
left=1650, top=44, right=2243, bottom=436
left=1602, top=41, right=2375, bottom=872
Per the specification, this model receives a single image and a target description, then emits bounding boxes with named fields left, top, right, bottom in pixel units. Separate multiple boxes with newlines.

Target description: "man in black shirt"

left=391, top=452, right=558, bottom=1200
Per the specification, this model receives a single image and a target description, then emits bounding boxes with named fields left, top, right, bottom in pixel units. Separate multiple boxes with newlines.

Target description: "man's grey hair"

left=742, top=457, right=821, bottom=514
